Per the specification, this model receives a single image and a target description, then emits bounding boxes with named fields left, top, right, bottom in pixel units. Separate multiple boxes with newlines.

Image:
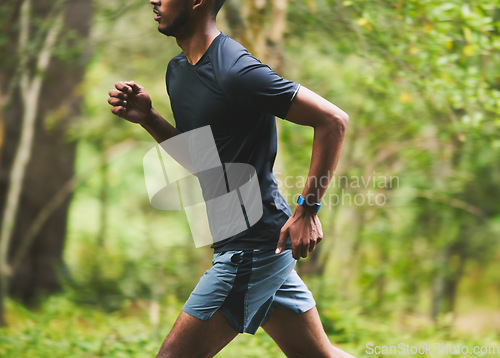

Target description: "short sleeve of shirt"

left=219, top=53, right=300, bottom=119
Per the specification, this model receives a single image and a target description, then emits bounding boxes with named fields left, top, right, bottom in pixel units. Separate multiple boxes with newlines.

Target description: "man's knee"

left=156, top=338, right=177, bottom=358
left=156, top=343, right=206, bottom=358
left=156, top=348, right=172, bottom=358
left=284, top=345, right=336, bottom=358
left=155, top=311, right=237, bottom=358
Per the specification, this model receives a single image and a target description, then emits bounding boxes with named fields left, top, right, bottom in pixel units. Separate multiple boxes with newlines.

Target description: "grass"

left=1, top=293, right=498, bottom=358
left=0, top=295, right=286, bottom=358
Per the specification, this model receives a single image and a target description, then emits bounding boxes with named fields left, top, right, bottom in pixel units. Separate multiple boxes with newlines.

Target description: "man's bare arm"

left=276, top=86, right=349, bottom=260
left=108, top=81, right=181, bottom=143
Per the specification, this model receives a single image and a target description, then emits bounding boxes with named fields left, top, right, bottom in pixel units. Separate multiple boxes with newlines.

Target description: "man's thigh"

left=261, top=306, right=356, bottom=358
left=156, top=310, right=238, bottom=358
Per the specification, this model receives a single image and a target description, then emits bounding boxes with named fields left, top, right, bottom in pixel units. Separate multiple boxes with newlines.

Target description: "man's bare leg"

left=261, top=307, right=356, bottom=358
left=156, top=310, right=238, bottom=358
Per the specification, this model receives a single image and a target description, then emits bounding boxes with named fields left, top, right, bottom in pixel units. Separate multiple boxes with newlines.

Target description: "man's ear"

left=192, top=0, right=206, bottom=11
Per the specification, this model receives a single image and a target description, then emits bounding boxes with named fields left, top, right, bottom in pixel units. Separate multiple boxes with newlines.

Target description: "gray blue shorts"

left=182, top=248, right=316, bottom=334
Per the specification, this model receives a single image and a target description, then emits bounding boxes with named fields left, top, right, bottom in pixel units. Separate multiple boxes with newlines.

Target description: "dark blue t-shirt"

left=166, top=33, right=298, bottom=252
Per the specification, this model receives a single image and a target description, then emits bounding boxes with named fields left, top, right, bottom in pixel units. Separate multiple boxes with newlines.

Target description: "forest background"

left=1, top=0, right=500, bottom=357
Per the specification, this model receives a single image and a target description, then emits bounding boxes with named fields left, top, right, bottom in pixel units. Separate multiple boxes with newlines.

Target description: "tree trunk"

left=0, top=0, right=92, bottom=321
left=431, top=231, right=468, bottom=324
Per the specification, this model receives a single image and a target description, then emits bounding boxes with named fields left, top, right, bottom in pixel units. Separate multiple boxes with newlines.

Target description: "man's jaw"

left=153, top=5, right=190, bottom=38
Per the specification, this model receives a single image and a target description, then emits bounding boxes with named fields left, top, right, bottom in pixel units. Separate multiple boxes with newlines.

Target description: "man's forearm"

left=301, top=115, right=348, bottom=204
left=283, top=86, right=349, bottom=206
left=141, top=107, right=181, bottom=143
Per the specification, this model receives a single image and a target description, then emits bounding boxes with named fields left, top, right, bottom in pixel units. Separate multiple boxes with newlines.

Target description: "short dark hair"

left=213, top=0, right=225, bottom=16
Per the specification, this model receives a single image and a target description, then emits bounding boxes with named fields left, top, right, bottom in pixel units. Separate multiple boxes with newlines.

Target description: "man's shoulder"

left=211, top=34, right=259, bottom=71
left=167, top=52, right=186, bottom=69
left=217, top=33, right=246, bottom=55
left=211, top=34, right=265, bottom=88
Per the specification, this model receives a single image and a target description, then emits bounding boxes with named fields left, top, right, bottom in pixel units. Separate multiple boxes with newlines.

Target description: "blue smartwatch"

left=297, top=195, right=321, bottom=211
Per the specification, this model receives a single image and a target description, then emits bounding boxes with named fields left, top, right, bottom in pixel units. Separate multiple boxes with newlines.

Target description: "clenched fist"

left=108, top=81, right=153, bottom=125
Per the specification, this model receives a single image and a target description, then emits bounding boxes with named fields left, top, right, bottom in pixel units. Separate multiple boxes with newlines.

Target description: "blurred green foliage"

left=1, top=293, right=498, bottom=357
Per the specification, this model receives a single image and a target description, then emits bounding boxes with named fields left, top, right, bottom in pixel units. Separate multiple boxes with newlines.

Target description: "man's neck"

left=176, top=23, right=221, bottom=66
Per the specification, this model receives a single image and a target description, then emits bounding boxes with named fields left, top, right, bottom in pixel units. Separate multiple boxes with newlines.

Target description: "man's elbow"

left=338, top=110, right=350, bottom=128
left=328, top=109, right=349, bottom=136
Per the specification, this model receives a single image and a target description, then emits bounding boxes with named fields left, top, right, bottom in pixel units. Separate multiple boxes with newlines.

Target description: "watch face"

left=297, top=195, right=321, bottom=211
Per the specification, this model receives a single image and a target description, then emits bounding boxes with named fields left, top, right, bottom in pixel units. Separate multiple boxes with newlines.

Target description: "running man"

left=108, top=1, right=354, bottom=357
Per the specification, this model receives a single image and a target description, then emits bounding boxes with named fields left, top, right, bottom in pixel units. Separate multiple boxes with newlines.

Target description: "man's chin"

left=157, top=9, right=188, bottom=38
left=158, top=26, right=175, bottom=37
left=158, top=27, right=172, bottom=37
left=158, top=24, right=179, bottom=37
